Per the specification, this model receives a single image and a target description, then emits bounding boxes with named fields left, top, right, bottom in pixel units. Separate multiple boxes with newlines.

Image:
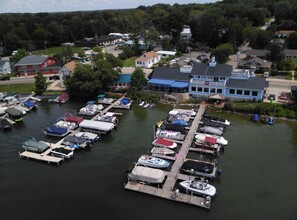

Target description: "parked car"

left=279, top=92, right=288, bottom=100
left=263, top=72, right=269, bottom=78
left=268, top=94, right=276, bottom=101
left=0, top=75, right=10, bottom=81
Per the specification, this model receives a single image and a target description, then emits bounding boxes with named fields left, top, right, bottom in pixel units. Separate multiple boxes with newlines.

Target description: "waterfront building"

left=59, top=61, right=77, bottom=88
left=156, top=50, right=177, bottom=59
left=135, top=51, right=160, bottom=68
left=239, top=57, right=272, bottom=72
left=109, top=74, right=131, bottom=91
left=0, top=60, right=11, bottom=75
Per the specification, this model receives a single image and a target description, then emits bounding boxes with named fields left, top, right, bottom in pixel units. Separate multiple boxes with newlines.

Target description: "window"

left=229, top=89, right=235, bottom=94
left=191, top=86, right=197, bottom=92
left=204, top=88, right=209, bottom=93
left=210, top=88, right=215, bottom=93
left=119, top=83, right=122, bottom=86
left=252, top=91, right=258, bottom=96
left=217, top=89, right=222, bottom=94
left=137, top=61, right=142, bottom=64
left=197, top=76, right=200, bottom=79
left=198, top=87, right=202, bottom=92
left=220, top=77, right=225, bottom=80
left=244, top=90, right=250, bottom=96
left=237, top=90, right=243, bottom=95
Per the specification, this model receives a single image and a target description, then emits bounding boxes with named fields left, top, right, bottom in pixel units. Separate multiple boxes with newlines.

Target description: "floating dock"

left=124, top=104, right=211, bottom=209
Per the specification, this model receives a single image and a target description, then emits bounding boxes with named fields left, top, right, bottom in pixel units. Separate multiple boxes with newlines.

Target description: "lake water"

left=0, top=100, right=297, bottom=220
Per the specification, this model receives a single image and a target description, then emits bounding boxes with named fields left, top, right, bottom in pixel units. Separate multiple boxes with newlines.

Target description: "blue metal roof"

left=116, top=74, right=131, bottom=83
left=171, top=81, right=189, bottom=88
left=148, top=79, right=175, bottom=86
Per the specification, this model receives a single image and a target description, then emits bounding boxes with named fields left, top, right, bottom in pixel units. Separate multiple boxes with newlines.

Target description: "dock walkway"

left=125, top=104, right=209, bottom=208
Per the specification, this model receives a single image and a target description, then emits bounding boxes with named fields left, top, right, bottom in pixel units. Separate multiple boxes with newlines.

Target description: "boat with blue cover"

left=22, top=100, right=37, bottom=110
left=43, top=125, right=69, bottom=137
left=251, top=114, right=259, bottom=122
left=172, top=119, right=188, bottom=126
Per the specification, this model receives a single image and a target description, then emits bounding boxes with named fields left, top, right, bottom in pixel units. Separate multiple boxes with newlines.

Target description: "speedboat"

left=74, top=131, right=99, bottom=142
left=181, top=160, right=222, bottom=179
left=152, top=138, right=177, bottom=149
left=55, top=120, right=78, bottom=130
left=51, top=147, right=74, bottom=159
left=22, top=138, right=50, bottom=153
left=199, top=126, right=223, bottom=136
left=5, top=107, right=25, bottom=122
left=43, top=125, right=69, bottom=137
left=151, top=147, right=174, bottom=155
left=201, top=120, right=226, bottom=130
left=62, top=135, right=91, bottom=149
left=127, top=165, right=165, bottom=184
left=195, top=133, right=228, bottom=146
left=137, top=155, right=170, bottom=168
left=97, top=112, right=118, bottom=124
left=0, top=118, right=12, bottom=130
left=171, top=119, right=188, bottom=126
left=155, top=128, right=185, bottom=141
left=179, top=179, right=216, bottom=197
left=203, top=114, right=230, bottom=126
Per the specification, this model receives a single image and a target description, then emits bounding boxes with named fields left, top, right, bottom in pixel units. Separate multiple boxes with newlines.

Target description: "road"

left=265, top=78, right=297, bottom=102
left=0, top=75, right=56, bottom=85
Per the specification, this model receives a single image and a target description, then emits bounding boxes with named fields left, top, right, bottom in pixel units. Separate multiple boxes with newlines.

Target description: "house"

left=180, top=25, right=192, bottom=40
left=59, top=61, right=77, bottom=88
left=239, top=57, right=272, bottom=72
left=109, top=74, right=131, bottom=90
left=189, top=57, right=268, bottom=101
left=246, top=50, right=269, bottom=59
left=14, top=55, right=61, bottom=76
left=135, top=51, right=160, bottom=68
left=0, top=60, right=11, bottom=75
left=283, top=49, right=297, bottom=62
left=156, top=50, right=177, bottom=59
left=148, top=66, right=192, bottom=93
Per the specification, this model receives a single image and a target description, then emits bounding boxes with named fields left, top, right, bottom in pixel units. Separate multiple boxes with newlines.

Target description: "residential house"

left=148, top=65, right=192, bottom=93
left=0, top=60, right=11, bottom=75
left=239, top=57, right=272, bottom=72
left=283, top=49, right=297, bottom=62
left=109, top=74, right=131, bottom=90
left=180, top=25, right=192, bottom=40
left=156, top=50, right=177, bottom=59
left=135, top=51, right=160, bottom=68
left=59, top=61, right=77, bottom=88
left=246, top=49, right=269, bottom=59
left=14, top=55, right=61, bottom=76
left=189, top=57, right=268, bottom=101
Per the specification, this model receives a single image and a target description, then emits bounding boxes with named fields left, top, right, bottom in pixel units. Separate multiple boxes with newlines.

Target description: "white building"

left=59, top=61, right=76, bottom=87
left=0, top=60, right=11, bottom=75
left=156, top=50, right=176, bottom=59
left=180, top=25, right=192, bottom=40
left=135, top=51, right=160, bottom=68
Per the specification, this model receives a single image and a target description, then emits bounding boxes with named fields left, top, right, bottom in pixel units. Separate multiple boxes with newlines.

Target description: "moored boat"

left=97, top=112, right=118, bottom=124
left=62, top=135, right=91, bottom=149
left=137, top=155, right=170, bottom=168
left=179, top=179, right=216, bottom=197
left=127, top=165, right=166, bottom=184
left=199, top=126, right=223, bottom=136
left=152, top=138, right=177, bottom=149
left=79, top=119, right=115, bottom=134
left=169, top=109, right=196, bottom=117
left=151, top=147, right=175, bottom=155
left=43, top=125, right=69, bottom=137
left=113, top=98, right=133, bottom=109
left=55, top=120, right=78, bottom=130
left=155, top=128, right=185, bottom=141
left=181, top=160, right=222, bottom=179
left=203, top=114, right=230, bottom=126
left=22, top=138, right=50, bottom=153
left=5, top=107, right=25, bottom=122
left=195, top=133, right=228, bottom=146
left=51, top=147, right=74, bottom=159
left=22, top=99, right=37, bottom=110
left=74, top=131, right=99, bottom=142
left=78, top=101, right=104, bottom=116
left=0, top=118, right=12, bottom=130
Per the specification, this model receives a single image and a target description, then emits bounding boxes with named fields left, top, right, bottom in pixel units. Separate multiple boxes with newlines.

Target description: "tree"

left=268, top=44, right=283, bottom=63
left=249, top=30, right=272, bottom=49
left=211, top=43, right=235, bottom=63
left=279, top=58, right=296, bottom=71
left=131, top=68, right=147, bottom=90
left=10, top=49, right=29, bottom=63
left=95, top=59, right=119, bottom=90
left=34, top=72, right=47, bottom=95
left=286, top=32, right=297, bottom=49
left=162, top=37, right=171, bottom=50
left=104, top=53, right=123, bottom=68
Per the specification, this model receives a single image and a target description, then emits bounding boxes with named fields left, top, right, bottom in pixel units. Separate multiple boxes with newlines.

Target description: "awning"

left=171, top=81, right=189, bottom=88
left=208, top=94, right=225, bottom=100
left=148, top=79, right=175, bottom=86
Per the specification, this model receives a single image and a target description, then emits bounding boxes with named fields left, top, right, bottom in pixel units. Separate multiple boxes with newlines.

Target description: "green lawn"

left=123, top=57, right=136, bottom=67
left=32, top=46, right=83, bottom=56
left=0, top=83, right=35, bottom=93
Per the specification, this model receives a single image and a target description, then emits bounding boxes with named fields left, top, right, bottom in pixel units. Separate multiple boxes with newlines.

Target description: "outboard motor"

left=216, top=169, right=223, bottom=177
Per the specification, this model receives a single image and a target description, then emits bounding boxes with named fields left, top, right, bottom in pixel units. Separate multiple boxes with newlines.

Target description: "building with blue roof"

left=109, top=74, right=132, bottom=91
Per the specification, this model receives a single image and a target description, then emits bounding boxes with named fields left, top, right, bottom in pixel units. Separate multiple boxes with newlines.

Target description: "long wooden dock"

left=124, top=104, right=210, bottom=208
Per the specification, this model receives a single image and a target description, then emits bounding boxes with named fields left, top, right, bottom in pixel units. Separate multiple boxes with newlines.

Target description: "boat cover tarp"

left=44, top=125, right=68, bottom=135
left=79, top=120, right=114, bottom=131
left=5, top=107, right=23, bottom=116
left=205, top=136, right=217, bottom=145
left=153, top=138, right=174, bottom=146
left=0, top=118, right=12, bottom=128
left=63, top=135, right=87, bottom=144
left=172, top=119, right=188, bottom=126
left=181, top=160, right=214, bottom=174
left=87, top=100, right=96, bottom=105
left=22, top=100, right=36, bottom=108
left=160, top=122, right=186, bottom=134
left=121, top=98, right=130, bottom=104
left=22, top=139, right=49, bottom=152
left=64, top=115, right=84, bottom=124
left=58, top=92, right=70, bottom=102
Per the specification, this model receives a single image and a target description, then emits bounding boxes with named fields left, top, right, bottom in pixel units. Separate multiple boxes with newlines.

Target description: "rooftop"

left=15, top=55, right=49, bottom=66
left=226, top=77, right=269, bottom=90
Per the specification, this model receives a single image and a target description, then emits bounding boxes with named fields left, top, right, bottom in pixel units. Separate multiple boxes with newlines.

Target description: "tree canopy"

left=34, top=72, right=47, bottom=95
left=131, top=68, right=147, bottom=90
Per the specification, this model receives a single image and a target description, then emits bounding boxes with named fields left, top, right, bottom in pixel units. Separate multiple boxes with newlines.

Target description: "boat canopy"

left=22, top=139, right=49, bottom=152
left=22, top=100, right=36, bottom=108
left=63, top=115, right=84, bottom=125
left=5, top=107, right=23, bottom=116
left=79, top=120, right=114, bottom=131
left=205, top=136, right=217, bottom=144
left=121, top=98, right=130, bottom=104
left=160, top=122, right=186, bottom=134
left=44, top=125, right=68, bottom=135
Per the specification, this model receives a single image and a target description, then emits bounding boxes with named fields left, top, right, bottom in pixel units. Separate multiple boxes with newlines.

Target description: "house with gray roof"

left=14, top=55, right=61, bottom=76
left=239, top=57, right=272, bottom=72
left=246, top=49, right=269, bottom=59
left=0, top=60, right=11, bottom=75
left=283, top=49, right=297, bottom=62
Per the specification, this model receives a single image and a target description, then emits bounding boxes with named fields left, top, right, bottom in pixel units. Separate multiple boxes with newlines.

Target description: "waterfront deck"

left=124, top=104, right=210, bottom=208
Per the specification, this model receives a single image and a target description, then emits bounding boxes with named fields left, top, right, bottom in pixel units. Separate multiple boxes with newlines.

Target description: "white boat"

left=137, top=155, right=170, bottom=168
left=74, top=131, right=99, bottom=142
left=78, top=101, right=104, bottom=116
left=143, top=103, right=150, bottom=108
left=138, top=101, right=144, bottom=107
left=179, top=179, right=216, bottom=197
left=55, top=120, right=78, bottom=130
left=79, top=119, right=115, bottom=134
left=128, top=165, right=165, bottom=184
left=169, top=109, right=196, bottom=117
left=152, top=138, right=177, bottom=149
left=195, top=133, right=228, bottom=146
left=62, top=135, right=91, bottom=149
left=155, top=128, right=185, bottom=141
left=151, top=147, right=174, bottom=155
left=203, top=114, right=230, bottom=126
left=199, top=126, right=223, bottom=136
left=97, top=112, right=118, bottom=124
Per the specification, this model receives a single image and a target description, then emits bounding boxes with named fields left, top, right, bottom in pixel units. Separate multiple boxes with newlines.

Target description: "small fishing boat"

left=43, top=125, right=69, bottom=137
left=151, top=147, right=174, bottom=155
left=195, top=133, right=228, bottom=146
left=203, top=114, right=230, bottom=126
left=127, top=165, right=166, bottom=184
left=51, top=147, right=74, bottom=159
left=199, top=126, right=223, bottom=136
left=74, top=131, right=100, bottom=142
left=22, top=138, right=50, bottom=153
left=0, top=118, right=12, bottom=130
left=179, top=179, right=216, bottom=197
left=62, top=135, right=91, bottom=149
left=152, top=138, right=177, bottom=149
left=137, top=155, right=170, bottom=168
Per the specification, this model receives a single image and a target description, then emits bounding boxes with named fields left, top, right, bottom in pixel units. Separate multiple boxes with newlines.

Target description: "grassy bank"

left=32, top=46, right=83, bottom=56
left=0, top=83, right=35, bottom=94
left=123, top=57, right=136, bottom=67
